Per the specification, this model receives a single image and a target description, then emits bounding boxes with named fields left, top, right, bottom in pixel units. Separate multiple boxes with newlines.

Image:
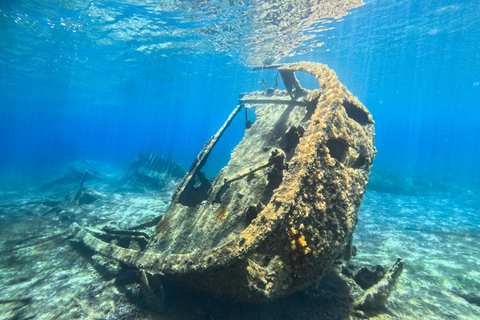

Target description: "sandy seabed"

left=1, top=177, right=479, bottom=320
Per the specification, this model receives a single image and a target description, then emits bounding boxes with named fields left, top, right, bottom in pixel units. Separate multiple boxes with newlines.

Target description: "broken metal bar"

left=172, top=104, right=243, bottom=203
left=240, top=99, right=306, bottom=107
left=252, top=64, right=286, bottom=71
left=41, top=206, right=61, bottom=216
left=70, top=171, right=88, bottom=206
left=86, top=228, right=147, bottom=241
left=101, top=226, right=150, bottom=239
left=224, top=162, right=271, bottom=185
left=128, top=215, right=163, bottom=230
left=224, top=149, right=286, bottom=185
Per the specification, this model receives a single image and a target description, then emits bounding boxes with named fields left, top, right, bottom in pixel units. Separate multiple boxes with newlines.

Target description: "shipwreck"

left=71, top=61, right=378, bottom=305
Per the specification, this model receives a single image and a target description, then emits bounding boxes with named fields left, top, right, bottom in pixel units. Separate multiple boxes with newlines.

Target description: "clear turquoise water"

left=1, top=0, right=479, bottom=186
left=1, top=0, right=480, bottom=318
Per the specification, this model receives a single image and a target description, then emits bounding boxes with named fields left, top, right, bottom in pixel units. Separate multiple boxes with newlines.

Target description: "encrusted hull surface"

left=72, top=61, right=376, bottom=301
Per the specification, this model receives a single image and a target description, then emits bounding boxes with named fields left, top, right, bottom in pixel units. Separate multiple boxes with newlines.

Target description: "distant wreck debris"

left=121, top=153, right=185, bottom=191
left=40, top=170, right=99, bottom=220
left=69, top=171, right=90, bottom=207
left=40, top=160, right=119, bottom=190
left=72, top=62, right=383, bottom=307
left=32, top=154, right=183, bottom=222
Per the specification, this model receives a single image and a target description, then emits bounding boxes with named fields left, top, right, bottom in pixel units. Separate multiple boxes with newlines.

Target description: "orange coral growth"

left=216, top=206, right=228, bottom=222
left=288, top=227, right=311, bottom=262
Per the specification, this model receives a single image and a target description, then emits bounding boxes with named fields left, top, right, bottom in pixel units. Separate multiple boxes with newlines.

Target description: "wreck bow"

left=71, top=61, right=376, bottom=302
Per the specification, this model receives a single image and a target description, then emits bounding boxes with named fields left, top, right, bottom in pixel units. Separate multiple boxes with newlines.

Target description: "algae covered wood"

left=71, top=61, right=376, bottom=301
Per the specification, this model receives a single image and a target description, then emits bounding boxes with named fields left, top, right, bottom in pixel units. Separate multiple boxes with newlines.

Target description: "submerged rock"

left=353, top=258, right=405, bottom=312
left=451, top=287, right=480, bottom=307
left=353, top=264, right=388, bottom=290
left=72, top=61, right=377, bottom=303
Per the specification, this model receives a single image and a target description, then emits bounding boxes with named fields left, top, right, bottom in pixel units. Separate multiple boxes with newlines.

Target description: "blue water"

left=1, top=0, right=479, bottom=188
left=1, top=1, right=480, bottom=318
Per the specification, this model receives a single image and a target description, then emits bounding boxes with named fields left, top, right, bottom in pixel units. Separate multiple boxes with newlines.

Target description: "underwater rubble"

left=2, top=184, right=480, bottom=319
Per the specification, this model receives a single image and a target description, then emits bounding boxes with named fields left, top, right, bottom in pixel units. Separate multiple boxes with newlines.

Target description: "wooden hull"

left=72, top=61, right=376, bottom=302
